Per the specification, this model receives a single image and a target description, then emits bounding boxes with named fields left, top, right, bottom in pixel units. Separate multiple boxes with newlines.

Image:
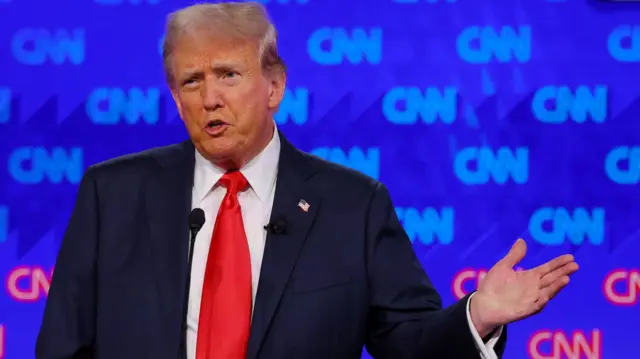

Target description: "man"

left=36, top=2, right=579, bottom=359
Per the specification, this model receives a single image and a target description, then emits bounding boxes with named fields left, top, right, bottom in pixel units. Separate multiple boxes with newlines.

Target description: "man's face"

left=170, top=33, right=285, bottom=167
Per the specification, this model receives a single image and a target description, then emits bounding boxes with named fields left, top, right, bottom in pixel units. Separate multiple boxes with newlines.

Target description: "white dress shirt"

left=186, top=128, right=280, bottom=359
left=186, top=127, right=502, bottom=358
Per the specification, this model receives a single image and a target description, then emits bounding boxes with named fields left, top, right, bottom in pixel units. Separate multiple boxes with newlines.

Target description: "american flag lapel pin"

left=297, top=199, right=310, bottom=212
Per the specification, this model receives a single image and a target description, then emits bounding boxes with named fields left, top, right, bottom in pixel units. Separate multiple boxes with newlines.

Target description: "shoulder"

left=301, top=150, right=389, bottom=204
left=83, top=141, right=191, bottom=184
left=303, top=150, right=379, bottom=187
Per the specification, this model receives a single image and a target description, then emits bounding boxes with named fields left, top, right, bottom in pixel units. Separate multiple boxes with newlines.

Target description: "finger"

left=540, top=262, right=579, bottom=288
left=540, top=275, right=570, bottom=301
left=532, top=254, right=575, bottom=277
left=529, top=276, right=570, bottom=316
left=500, top=238, right=527, bottom=268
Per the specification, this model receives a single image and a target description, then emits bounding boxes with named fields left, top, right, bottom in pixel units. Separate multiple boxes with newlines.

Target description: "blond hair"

left=162, top=1, right=286, bottom=84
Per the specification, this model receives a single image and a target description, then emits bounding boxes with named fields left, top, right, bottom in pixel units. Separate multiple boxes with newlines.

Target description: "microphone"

left=180, top=208, right=205, bottom=358
left=264, top=216, right=287, bottom=234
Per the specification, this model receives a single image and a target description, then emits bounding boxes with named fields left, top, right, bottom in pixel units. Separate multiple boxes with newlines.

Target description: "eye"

left=181, top=77, right=198, bottom=87
left=223, top=71, right=239, bottom=79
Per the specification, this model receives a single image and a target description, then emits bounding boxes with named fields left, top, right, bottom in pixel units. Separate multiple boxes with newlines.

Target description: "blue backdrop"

left=1, top=0, right=639, bottom=358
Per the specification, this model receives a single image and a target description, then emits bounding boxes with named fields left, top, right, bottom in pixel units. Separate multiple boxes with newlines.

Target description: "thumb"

left=500, top=238, right=527, bottom=268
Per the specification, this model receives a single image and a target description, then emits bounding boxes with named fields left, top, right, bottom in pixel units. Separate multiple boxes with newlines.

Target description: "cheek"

left=246, top=84, right=270, bottom=110
left=228, top=87, right=265, bottom=116
left=179, top=94, right=203, bottom=118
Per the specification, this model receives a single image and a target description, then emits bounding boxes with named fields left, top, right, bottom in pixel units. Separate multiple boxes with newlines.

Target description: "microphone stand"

left=180, top=228, right=198, bottom=359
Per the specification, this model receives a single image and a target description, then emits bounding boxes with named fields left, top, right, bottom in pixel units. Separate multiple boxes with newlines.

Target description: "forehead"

left=171, top=33, right=260, bottom=68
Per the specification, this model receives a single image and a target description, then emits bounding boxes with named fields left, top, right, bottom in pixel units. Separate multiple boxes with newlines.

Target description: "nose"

left=202, top=79, right=224, bottom=110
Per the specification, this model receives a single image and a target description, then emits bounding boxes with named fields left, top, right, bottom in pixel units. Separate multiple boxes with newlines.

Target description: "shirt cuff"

left=465, top=292, right=503, bottom=359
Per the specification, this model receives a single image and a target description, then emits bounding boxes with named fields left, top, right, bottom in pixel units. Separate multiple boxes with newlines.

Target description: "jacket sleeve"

left=364, top=182, right=506, bottom=359
left=36, top=166, right=99, bottom=359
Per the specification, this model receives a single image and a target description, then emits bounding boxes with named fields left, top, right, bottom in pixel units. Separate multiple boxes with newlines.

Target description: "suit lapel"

left=145, top=140, right=195, bottom=347
left=247, top=132, right=320, bottom=359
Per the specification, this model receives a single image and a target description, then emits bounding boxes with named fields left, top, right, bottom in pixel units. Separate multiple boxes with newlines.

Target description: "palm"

left=474, top=239, right=579, bottom=327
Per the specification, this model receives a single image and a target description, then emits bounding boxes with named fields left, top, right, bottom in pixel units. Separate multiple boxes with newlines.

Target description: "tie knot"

left=218, top=170, right=249, bottom=194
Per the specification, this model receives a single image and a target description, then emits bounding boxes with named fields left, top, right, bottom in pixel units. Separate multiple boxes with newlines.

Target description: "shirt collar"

left=193, top=125, right=280, bottom=203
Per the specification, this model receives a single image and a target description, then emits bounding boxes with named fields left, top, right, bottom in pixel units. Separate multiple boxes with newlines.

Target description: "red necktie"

left=196, top=170, right=252, bottom=359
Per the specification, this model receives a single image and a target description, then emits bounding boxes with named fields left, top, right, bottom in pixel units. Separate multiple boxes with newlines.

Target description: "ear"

left=267, top=69, right=286, bottom=110
left=170, top=88, right=184, bottom=120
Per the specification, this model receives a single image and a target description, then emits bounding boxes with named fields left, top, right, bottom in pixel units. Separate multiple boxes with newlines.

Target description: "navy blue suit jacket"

left=36, top=132, right=506, bottom=358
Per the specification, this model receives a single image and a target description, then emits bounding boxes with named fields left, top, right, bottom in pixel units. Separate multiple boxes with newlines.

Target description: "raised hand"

left=469, top=238, right=579, bottom=337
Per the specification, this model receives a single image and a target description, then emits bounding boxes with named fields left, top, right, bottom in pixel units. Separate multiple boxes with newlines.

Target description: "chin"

left=198, top=139, right=243, bottom=165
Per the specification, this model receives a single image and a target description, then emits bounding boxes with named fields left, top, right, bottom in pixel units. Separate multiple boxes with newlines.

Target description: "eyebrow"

left=210, top=61, right=244, bottom=74
left=178, top=61, right=244, bottom=82
left=180, top=68, right=202, bottom=80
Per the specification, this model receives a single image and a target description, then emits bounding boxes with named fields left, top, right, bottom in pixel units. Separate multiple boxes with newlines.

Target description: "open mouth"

left=206, top=119, right=225, bottom=128
left=204, top=120, right=228, bottom=135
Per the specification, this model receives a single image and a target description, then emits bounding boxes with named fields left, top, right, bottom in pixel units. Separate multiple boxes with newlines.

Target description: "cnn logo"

left=603, top=269, right=639, bottom=305
left=6, top=266, right=53, bottom=302
left=0, top=324, right=4, bottom=358
left=452, top=267, right=524, bottom=299
left=452, top=268, right=487, bottom=299
left=529, top=329, right=601, bottom=359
